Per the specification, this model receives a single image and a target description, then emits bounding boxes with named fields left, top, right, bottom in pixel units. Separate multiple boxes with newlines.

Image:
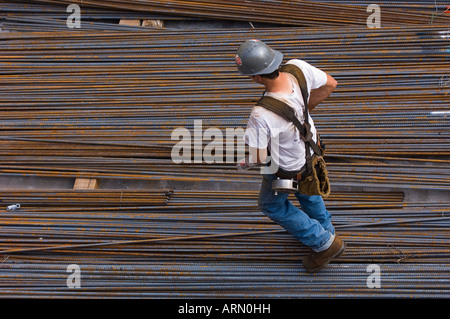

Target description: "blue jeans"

left=258, top=173, right=335, bottom=251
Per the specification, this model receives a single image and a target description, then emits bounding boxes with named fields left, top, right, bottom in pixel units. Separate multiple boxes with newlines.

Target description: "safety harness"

left=256, top=64, right=324, bottom=179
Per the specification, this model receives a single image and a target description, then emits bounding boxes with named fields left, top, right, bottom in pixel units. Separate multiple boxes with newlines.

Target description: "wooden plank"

left=119, top=19, right=141, bottom=27
left=142, top=19, right=164, bottom=28
left=73, top=178, right=98, bottom=190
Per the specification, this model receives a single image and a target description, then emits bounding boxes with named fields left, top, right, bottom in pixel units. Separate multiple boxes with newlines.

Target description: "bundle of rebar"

left=24, top=0, right=450, bottom=26
left=3, top=0, right=449, bottom=33
left=1, top=189, right=449, bottom=298
left=0, top=1, right=175, bottom=32
left=0, top=25, right=448, bottom=190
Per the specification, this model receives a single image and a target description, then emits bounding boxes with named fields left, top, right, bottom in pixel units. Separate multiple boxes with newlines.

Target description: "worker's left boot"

left=302, top=235, right=345, bottom=273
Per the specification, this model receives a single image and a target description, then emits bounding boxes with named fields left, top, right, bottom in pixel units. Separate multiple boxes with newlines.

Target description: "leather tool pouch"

left=298, top=155, right=330, bottom=197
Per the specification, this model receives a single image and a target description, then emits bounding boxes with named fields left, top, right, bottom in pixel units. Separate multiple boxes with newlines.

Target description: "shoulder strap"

left=279, top=64, right=309, bottom=115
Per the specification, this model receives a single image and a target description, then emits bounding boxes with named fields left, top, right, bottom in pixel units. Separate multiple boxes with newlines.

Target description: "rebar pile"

left=2, top=261, right=450, bottom=298
left=3, top=0, right=449, bottom=32
left=1, top=190, right=449, bottom=298
left=0, top=25, right=448, bottom=190
left=0, top=0, right=449, bottom=299
left=1, top=1, right=176, bottom=32
left=25, top=0, right=450, bottom=26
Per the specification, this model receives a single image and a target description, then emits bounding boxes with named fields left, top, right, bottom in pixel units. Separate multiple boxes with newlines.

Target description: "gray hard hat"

left=235, top=39, right=283, bottom=76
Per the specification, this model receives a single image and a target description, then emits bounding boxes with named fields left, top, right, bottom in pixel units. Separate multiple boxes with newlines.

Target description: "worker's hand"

left=237, top=156, right=256, bottom=171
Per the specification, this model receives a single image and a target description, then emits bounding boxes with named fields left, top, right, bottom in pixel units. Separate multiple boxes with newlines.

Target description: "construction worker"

left=236, top=39, right=345, bottom=272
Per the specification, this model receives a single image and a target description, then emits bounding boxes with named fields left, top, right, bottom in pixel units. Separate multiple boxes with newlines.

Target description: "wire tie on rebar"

left=387, top=243, right=404, bottom=259
left=429, top=0, right=449, bottom=24
left=387, top=243, right=417, bottom=264
left=396, top=253, right=417, bottom=264
left=1, top=256, right=9, bottom=265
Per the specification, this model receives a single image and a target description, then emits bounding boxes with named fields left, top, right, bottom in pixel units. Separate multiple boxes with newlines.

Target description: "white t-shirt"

left=244, top=59, right=328, bottom=171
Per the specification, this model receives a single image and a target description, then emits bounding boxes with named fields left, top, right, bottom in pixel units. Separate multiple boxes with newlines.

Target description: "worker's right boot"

left=302, top=235, right=346, bottom=273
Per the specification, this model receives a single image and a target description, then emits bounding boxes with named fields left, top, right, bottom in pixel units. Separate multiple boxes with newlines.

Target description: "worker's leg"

left=294, top=193, right=335, bottom=235
left=258, top=174, right=333, bottom=251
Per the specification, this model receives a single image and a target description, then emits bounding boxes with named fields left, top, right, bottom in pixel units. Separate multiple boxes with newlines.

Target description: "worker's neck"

left=263, top=73, right=292, bottom=94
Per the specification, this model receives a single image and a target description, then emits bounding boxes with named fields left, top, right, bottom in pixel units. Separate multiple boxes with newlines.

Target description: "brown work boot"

left=302, top=235, right=346, bottom=273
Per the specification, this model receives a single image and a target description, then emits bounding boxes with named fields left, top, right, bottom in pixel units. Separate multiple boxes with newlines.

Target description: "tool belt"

left=274, top=154, right=330, bottom=197
left=257, top=63, right=331, bottom=197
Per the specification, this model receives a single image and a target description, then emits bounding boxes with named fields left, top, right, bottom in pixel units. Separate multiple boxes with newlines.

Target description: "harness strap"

left=256, top=64, right=323, bottom=162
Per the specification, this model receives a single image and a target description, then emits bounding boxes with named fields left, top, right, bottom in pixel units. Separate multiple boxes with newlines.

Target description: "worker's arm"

left=307, top=74, right=337, bottom=111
